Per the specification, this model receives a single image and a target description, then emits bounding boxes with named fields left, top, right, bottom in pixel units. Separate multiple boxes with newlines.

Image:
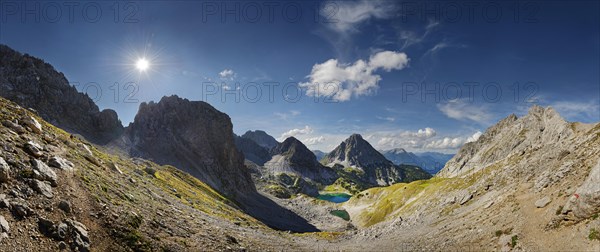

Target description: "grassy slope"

left=0, top=97, right=289, bottom=251
left=343, top=166, right=493, bottom=228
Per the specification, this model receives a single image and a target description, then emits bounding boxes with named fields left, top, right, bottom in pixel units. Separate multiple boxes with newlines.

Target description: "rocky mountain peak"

left=271, top=137, right=318, bottom=166
left=324, top=133, right=390, bottom=168
left=124, top=95, right=255, bottom=198
left=0, top=44, right=124, bottom=144
left=323, top=134, right=431, bottom=186
left=389, top=148, right=408, bottom=154
left=438, top=105, right=575, bottom=178
left=241, top=130, right=279, bottom=150
left=265, top=137, right=338, bottom=184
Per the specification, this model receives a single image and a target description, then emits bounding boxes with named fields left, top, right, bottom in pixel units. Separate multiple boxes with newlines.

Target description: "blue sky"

left=1, top=0, right=599, bottom=153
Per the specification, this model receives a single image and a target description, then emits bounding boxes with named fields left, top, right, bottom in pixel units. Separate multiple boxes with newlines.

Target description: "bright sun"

left=136, top=58, right=149, bottom=71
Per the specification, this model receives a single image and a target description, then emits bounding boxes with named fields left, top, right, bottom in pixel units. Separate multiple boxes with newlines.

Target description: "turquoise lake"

left=317, top=193, right=352, bottom=203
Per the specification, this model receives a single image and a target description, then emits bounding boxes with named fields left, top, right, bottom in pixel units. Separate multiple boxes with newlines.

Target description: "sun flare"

left=136, top=58, right=149, bottom=72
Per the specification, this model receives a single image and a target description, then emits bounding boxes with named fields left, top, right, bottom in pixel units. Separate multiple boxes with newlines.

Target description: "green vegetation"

left=511, top=235, right=519, bottom=248
left=344, top=162, right=506, bottom=228
left=495, top=228, right=513, bottom=237
left=346, top=178, right=449, bottom=227
left=19, top=169, right=34, bottom=179
left=556, top=205, right=563, bottom=215
left=327, top=167, right=371, bottom=194
left=294, top=231, right=343, bottom=241
left=590, top=228, right=599, bottom=241
left=592, top=213, right=599, bottom=220
left=265, top=184, right=291, bottom=198
left=330, top=210, right=350, bottom=221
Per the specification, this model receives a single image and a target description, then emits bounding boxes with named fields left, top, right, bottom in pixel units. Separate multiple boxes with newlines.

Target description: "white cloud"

left=424, top=137, right=465, bottom=149
left=360, top=127, right=482, bottom=152
left=279, top=125, right=314, bottom=141
left=416, top=127, right=437, bottom=138
left=303, top=136, right=326, bottom=145
left=438, top=99, right=491, bottom=123
left=364, top=128, right=438, bottom=150
left=368, top=51, right=409, bottom=71
left=299, top=51, right=409, bottom=101
left=466, top=131, right=483, bottom=143
left=274, top=110, right=301, bottom=121
left=424, top=131, right=482, bottom=149
left=322, top=0, right=394, bottom=33
left=219, top=69, right=236, bottom=80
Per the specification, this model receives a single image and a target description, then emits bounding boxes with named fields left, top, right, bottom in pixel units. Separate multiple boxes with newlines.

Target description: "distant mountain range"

left=312, top=150, right=327, bottom=161
left=381, top=148, right=454, bottom=175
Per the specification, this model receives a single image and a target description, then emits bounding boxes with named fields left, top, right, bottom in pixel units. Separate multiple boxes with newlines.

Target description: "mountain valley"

left=0, top=44, right=598, bottom=252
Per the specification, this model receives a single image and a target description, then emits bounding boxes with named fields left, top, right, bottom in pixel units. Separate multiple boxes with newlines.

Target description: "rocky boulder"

left=31, top=159, right=57, bottom=186
left=0, top=215, right=9, bottom=233
left=48, top=156, right=74, bottom=171
left=0, top=157, right=9, bottom=183
left=562, top=159, right=600, bottom=220
left=535, top=197, right=551, bottom=208
left=31, top=179, right=53, bottom=198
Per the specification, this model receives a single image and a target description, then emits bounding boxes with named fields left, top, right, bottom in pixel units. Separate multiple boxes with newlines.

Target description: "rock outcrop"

left=323, top=134, right=431, bottom=186
left=0, top=45, right=124, bottom=144
left=122, top=95, right=255, bottom=198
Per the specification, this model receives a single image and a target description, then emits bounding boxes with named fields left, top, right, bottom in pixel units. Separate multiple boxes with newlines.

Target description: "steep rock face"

left=438, top=106, right=575, bottom=178
left=265, top=137, right=337, bottom=184
left=124, top=95, right=255, bottom=198
left=323, top=134, right=431, bottom=186
left=241, top=130, right=279, bottom=150
left=234, top=135, right=271, bottom=166
left=0, top=45, right=123, bottom=144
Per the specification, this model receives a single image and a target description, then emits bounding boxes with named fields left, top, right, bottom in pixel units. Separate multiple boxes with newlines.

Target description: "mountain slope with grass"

left=0, top=97, right=305, bottom=251
left=338, top=106, right=600, bottom=251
